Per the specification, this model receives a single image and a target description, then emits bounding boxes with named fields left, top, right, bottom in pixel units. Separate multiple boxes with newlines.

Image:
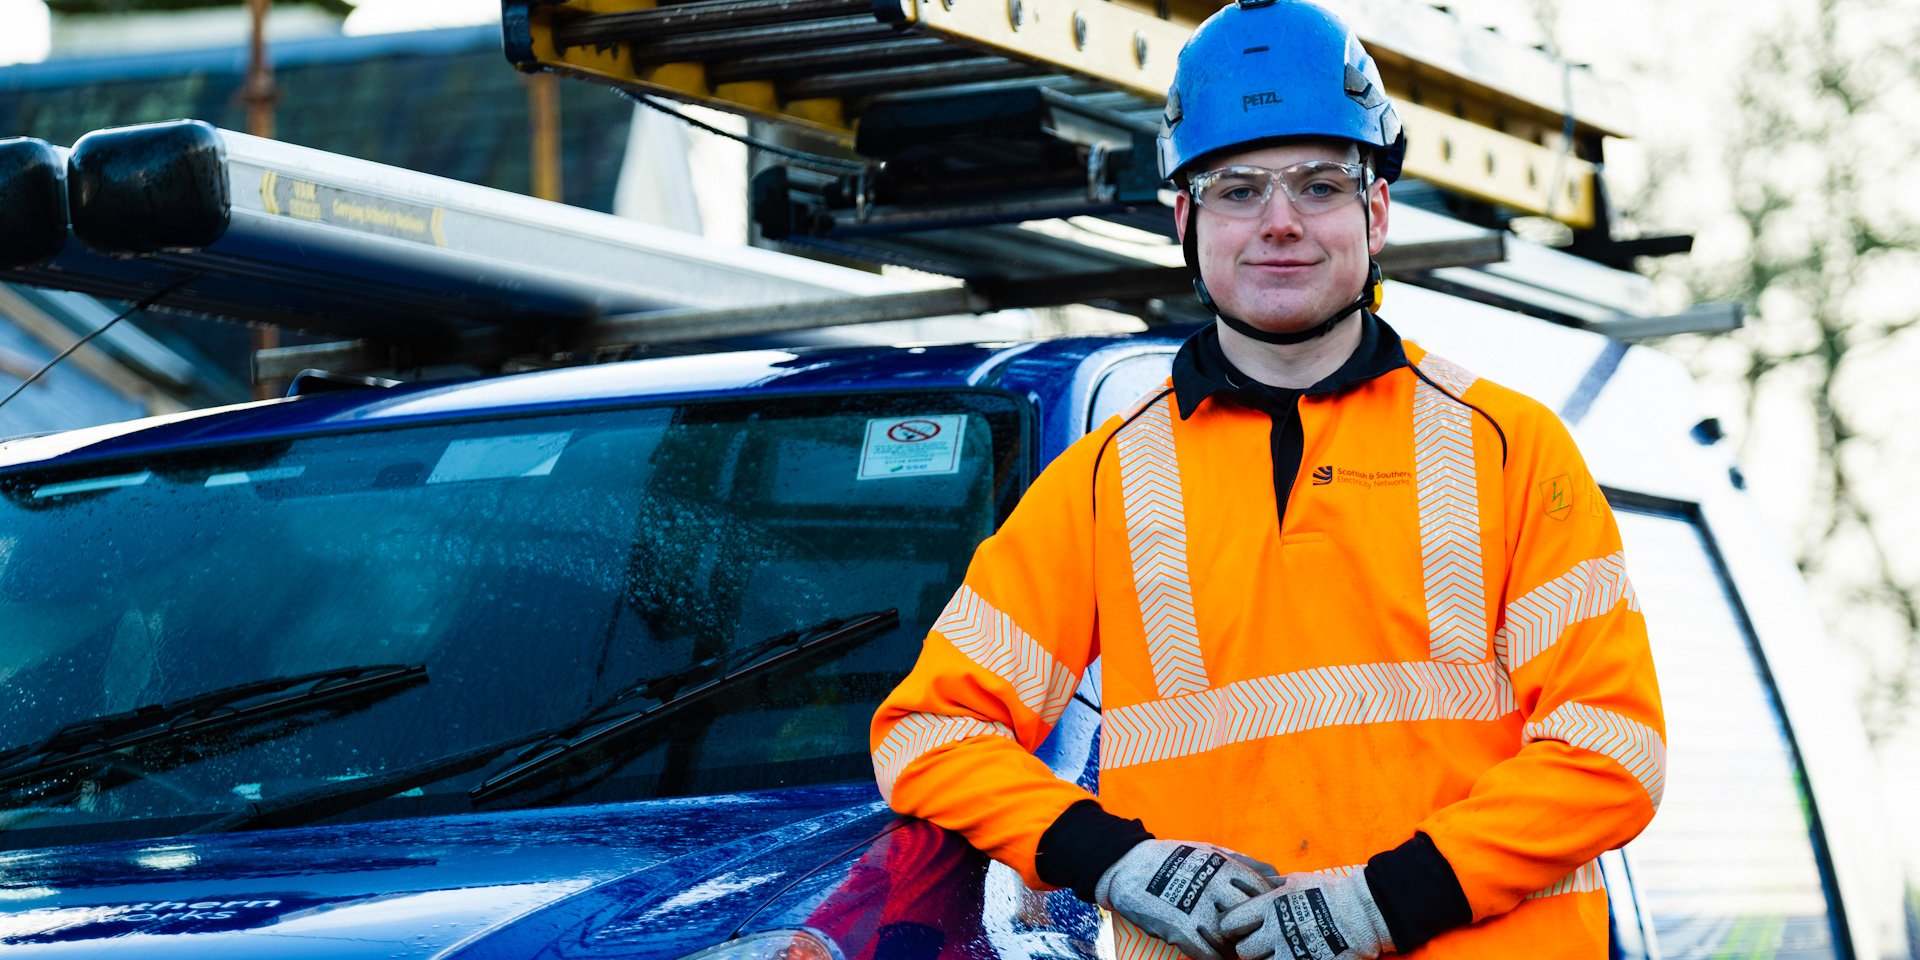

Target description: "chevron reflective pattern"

left=934, top=585, right=1078, bottom=727
left=872, top=712, right=1014, bottom=801
left=1528, top=859, right=1604, bottom=900
left=1496, top=552, right=1640, bottom=672
left=1413, top=354, right=1488, bottom=664
left=1525, top=701, right=1666, bottom=810
left=1419, top=353, right=1477, bottom=395
left=1121, top=384, right=1173, bottom=421
left=1115, top=397, right=1209, bottom=698
left=1113, top=915, right=1186, bottom=960
left=1101, top=660, right=1516, bottom=769
left=1305, top=864, right=1365, bottom=881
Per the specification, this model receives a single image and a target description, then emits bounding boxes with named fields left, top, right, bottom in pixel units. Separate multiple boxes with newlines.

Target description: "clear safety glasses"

left=1189, top=161, right=1369, bottom=218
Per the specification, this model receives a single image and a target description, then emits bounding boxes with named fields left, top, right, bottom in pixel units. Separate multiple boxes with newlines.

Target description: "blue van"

left=0, top=283, right=1904, bottom=957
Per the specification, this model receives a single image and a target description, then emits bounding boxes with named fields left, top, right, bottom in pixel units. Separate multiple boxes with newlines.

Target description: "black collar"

left=1170, top=312, right=1410, bottom=419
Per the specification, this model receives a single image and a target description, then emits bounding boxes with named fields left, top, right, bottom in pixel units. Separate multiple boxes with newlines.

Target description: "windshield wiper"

left=194, top=608, right=899, bottom=834
left=0, top=664, right=428, bottom=796
left=470, top=607, right=898, bottom=804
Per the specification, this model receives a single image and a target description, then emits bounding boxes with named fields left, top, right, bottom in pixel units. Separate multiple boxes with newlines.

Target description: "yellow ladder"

left=505, top=0, right=1626, bottom=227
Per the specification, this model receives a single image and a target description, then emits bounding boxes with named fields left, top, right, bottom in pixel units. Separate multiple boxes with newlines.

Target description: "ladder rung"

left=629, top=16, right=897, bottom=62
left=710, top=38, right=966, bottom=86
left=552, top=0, right=870, bottom=46
left=783, top=58, right=1042, bottom=102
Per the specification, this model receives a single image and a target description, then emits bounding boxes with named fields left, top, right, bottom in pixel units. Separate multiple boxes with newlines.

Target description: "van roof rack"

left=0, top=3, right=1735, bottom=384
left=505, top=0, right=1628, bottom=234
left=1, top=119, right=1532, bottom=382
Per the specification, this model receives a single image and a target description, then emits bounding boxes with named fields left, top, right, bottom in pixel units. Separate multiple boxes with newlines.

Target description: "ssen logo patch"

left=1144, top=845, right=1227, bottom=914
left=1311, top=466, right=1410, bottom=489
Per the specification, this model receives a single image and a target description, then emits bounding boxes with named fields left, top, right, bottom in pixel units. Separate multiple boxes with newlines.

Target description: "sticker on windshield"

left=858, top=415, right=966, bottom=480
left=427, top=431, right=572, bottom=484
left=30, top=471, right=151, bottom=499
left=205, top=466, right=306, bottom=488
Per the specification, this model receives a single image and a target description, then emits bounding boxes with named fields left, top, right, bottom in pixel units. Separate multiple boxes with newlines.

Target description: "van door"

left=1615, top=500, right=1847, bottom=959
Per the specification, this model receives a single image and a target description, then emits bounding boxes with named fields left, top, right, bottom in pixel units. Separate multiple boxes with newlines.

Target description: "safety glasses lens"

left=1196, top=168, right=1274, bottom=216
left=1192, top=162, right=1363, bottom=218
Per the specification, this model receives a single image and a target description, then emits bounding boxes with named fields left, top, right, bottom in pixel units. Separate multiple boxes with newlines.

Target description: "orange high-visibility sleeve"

left=1416, top=381, right=1666, bottom=921
left=871, top=416, right=1118, bottom=887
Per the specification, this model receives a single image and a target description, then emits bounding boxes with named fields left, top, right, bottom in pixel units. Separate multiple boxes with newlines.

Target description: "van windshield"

left=0, top=389, right=1026, bottom=850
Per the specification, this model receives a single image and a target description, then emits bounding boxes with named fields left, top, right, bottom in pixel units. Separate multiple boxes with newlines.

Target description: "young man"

left=871, top=3, right=1666, bottom=958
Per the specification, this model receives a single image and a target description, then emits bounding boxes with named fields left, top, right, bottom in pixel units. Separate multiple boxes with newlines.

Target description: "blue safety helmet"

left=1158, top=0, right=1406, bottom=184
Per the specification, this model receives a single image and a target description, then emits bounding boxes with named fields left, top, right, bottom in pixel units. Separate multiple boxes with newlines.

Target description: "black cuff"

left=1034, top=799, right=1153, bottom=902
left=1363, top=832, right=1473, bottom=952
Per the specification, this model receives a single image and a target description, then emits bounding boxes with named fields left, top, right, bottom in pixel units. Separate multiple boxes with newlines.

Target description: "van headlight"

left=676, top=930, right=840, bottom=960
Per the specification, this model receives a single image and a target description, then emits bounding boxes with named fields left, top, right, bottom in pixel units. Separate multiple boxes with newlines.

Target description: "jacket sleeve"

left=870, top=425, right=1112, bottom=889
left=1391, top=396, right=1667, bottom=924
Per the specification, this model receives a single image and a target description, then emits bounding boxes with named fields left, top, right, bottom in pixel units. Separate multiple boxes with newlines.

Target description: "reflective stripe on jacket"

left=871, top=336, right=1665, bottom=959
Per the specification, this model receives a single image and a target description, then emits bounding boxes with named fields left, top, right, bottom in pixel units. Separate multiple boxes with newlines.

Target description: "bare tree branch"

left=1644, top=0, right=1920, bottom=742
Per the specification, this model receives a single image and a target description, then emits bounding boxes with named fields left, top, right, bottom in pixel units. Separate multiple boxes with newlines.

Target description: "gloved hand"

left=1219, top=870, right=1395, bottom=960
left=1095, top=839, right=1277, bottom=960
left=1227, top=851, right=1281, bottom=883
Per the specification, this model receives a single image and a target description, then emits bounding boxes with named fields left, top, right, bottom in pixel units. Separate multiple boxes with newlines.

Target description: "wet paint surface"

left=0, top=785, right=1107, bottom=960
left=0, top=784, right=901, bottom=958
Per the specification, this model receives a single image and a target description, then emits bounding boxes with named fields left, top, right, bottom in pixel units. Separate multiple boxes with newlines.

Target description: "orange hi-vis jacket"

left=871, top=320, right=1665, bottom=959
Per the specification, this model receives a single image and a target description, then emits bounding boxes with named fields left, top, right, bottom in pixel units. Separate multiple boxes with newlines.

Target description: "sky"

left=0, top=0, right=500, bottom=65
left=0, top=0, right=50, bottom=64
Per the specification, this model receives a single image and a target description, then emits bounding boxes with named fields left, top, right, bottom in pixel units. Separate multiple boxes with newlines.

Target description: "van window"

left=0, top=389, right=1027, bottom=849
left=1616, top=505, right=1843, bottom=959
left=1087, top=352, right=1175, bottom=431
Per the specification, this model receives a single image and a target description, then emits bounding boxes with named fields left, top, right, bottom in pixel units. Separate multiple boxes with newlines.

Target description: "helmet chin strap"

left=1183, top=181, right=1384, bottom=347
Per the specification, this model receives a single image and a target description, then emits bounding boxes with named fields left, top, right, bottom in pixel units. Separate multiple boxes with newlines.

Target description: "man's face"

left=1174, top=140, right=1390, bottom=336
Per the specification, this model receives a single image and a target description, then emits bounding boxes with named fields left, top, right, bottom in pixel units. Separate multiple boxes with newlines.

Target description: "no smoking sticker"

left=887, top=420, right=942, bottom=442
left=859, top=415, right=967, bottom=479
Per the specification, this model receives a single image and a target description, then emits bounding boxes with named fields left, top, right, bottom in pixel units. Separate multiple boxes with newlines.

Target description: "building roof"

left=0, top=25, right=633, bottom=212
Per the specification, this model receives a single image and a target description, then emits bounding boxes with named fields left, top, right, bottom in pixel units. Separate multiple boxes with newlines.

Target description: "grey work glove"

left=1095, top=839, right=1277, bottom=960
left=1228, top=851, right=1281, bottom=883
left=1219, top=870, right=1395, bottom=960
